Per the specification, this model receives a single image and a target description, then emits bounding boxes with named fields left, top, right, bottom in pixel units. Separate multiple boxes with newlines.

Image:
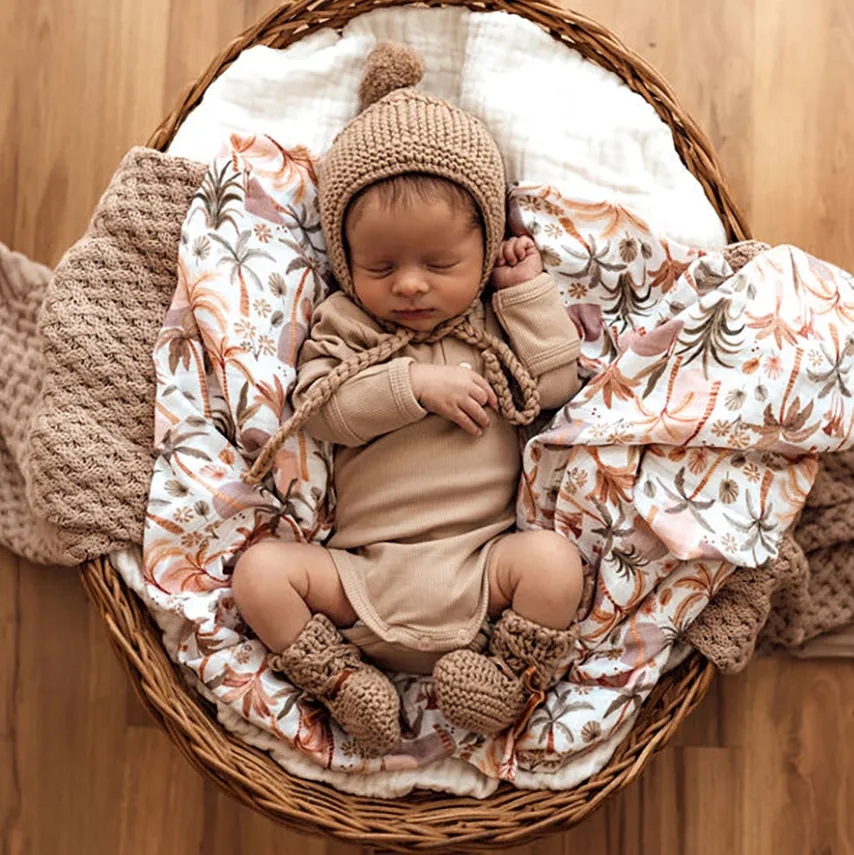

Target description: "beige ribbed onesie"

left=294, top=272, right=581, bottom=673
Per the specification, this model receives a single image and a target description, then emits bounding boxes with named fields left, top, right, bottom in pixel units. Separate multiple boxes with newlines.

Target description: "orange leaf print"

left=558, top=215, right=588, bottom=250
left=230, top=134, right=318, bottom=202
left=294, top=701, right=335, bottom=766
left=220, top=662, right=278, bottom=720
left=158, top=558, right=229, bottom=593
left=745, top=293, right=801, bottom=349
left=554, top=507, right=584, bottom=539
left=584, top=360, right=640, bottom=408
left=649, top=242, right=691, bottom=294
left=563, top=199, right=651, bottom=239
left=592, top=461, right=635, bottom=505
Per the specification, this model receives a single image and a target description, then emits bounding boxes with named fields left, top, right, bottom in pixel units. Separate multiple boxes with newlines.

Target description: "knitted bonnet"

left=320, top=43, right=506, bottom=297
left=245, top=43, right=541, bottom=485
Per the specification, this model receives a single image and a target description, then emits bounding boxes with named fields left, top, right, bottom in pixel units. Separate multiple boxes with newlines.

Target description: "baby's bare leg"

left=232, top=542, right=357, bottom=653
left=487, top=530, right=583, bottom=629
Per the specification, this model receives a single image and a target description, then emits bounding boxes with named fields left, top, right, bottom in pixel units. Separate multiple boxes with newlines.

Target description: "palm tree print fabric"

left=142, top=135, right=854, bottom=791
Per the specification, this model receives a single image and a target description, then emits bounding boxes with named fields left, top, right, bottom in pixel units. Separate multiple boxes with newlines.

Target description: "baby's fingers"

left=453, top=405, right=486, bottom=436
left=473, top=375, right=498, bottom=410
left=510, top=237, right=534, bottom=264
left=463, top=395, right=490, bottom=429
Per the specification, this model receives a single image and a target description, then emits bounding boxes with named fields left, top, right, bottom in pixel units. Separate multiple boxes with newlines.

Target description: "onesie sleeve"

left=491, top=272, right=582, bottom=409
left=293, top=293, right=426, bottom=447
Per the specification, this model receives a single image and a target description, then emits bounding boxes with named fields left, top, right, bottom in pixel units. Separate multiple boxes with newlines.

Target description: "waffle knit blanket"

left=0, top=147, right=205, bottom=564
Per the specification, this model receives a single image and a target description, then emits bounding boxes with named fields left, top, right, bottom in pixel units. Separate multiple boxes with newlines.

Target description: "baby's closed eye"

left=426, top=259, right=460, bottom=271
left=361, top=263, right=395, bottom=276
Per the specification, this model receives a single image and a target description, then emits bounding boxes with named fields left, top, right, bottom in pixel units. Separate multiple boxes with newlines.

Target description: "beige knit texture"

left=319, top=44, right=507, bottom=299
left=720, top=239, right=771, bottom=271
left=270, top=613, right=401, bottom=755
left=432, top=609, right=577, bottom=735
left=685, top=450, right=854, bottom=670
left=357, top=41, right=425, bottom=111
left=0, top=246, right=80, bottom=564
left=0, top=147, right=206, bottom=565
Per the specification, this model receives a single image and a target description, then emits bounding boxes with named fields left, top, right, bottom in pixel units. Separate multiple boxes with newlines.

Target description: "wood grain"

left=2, top=1, right=854, bottom=853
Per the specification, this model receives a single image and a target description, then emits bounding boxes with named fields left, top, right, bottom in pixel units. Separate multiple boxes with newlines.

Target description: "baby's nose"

left=392, top=274, right=429, bottom=296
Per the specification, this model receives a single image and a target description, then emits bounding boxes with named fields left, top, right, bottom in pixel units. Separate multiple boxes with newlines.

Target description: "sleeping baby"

left=233, top=43, right=585, bottom=756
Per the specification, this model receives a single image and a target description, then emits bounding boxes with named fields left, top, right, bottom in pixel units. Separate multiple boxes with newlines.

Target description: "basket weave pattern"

left=82, top=0, right=739, bottom=848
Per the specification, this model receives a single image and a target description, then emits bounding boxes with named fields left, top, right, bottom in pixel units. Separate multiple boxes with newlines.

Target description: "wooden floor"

left=2, top=1, right=854, bottom=853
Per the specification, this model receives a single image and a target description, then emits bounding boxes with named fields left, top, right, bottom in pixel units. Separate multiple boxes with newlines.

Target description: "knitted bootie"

left=432, top=609, right=578, bottom=735
left=269, top=613, right=401, bottom=756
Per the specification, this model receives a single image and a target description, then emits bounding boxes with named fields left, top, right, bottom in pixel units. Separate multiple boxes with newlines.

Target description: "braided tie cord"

left=454, top=320, right=540, bottom=426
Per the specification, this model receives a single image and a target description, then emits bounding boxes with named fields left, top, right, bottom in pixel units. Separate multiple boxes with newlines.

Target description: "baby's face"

left=345, top=189, right=484, bottom=332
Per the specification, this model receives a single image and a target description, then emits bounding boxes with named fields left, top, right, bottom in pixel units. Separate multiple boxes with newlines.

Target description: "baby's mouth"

left=393, top=308, right=435, bottom=317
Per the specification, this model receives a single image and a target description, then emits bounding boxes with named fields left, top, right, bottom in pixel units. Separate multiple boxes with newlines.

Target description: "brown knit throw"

left=685, top=449, right=854, bottom=670
left=0, top=245, right=78, bottom=564
left=0, top=148, right=206, bottom=564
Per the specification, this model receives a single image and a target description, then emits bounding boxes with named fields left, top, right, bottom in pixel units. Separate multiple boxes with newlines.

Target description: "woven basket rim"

left=81, top=555, right=714, bottom=851
left=82, top=0, right=735, bottom=848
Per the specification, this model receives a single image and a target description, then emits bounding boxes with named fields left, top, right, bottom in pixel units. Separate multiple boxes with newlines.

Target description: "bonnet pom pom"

left=358, top=43, right=425, bottom=110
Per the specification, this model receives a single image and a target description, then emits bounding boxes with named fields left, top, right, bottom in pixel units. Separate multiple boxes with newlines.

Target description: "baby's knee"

left=232, top=542, right=302, bottom=610
left=526, top=530, right=580, bottom=567
left=520, top=531, right=583, bottom=590
left=496, top=530, right=580, bottom=585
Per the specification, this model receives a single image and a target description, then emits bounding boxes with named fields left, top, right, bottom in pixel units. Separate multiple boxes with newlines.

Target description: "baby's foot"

left=432, top=609, right=578, bottom=735
left=270, top=613, right=401, bottom=755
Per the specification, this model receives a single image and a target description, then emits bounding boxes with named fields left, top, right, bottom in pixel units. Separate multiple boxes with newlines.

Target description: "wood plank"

left=741, top=660, right=854, bottom=854
left=12, top=560, right=124, bottom=854
left=5, top=0, right=171, bottom=265
left=751, top=0, right=854, bottom=267
left=116, top=728, right=204, bottom=855
left=0, top=550, right=23, bottom=855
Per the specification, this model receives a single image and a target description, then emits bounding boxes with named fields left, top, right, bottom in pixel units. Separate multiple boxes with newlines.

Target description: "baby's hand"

left=410, top=363, right=498, bottom=436
left=490, top=236, right=544, bottom=291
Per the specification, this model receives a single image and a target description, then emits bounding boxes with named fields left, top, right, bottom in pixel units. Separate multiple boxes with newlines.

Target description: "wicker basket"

left=81, top=0, right=745, bottom=849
